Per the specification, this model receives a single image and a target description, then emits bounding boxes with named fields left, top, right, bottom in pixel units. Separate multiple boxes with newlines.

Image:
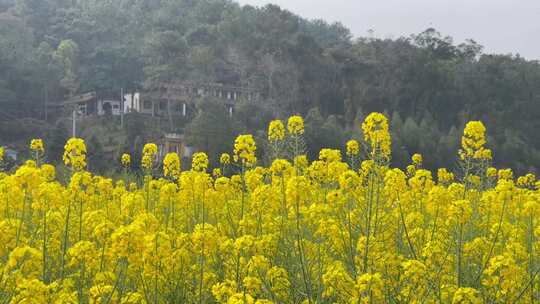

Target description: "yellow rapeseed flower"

left=220, top=153, right=231, bottom=165
left=268, top=120, right=285, bottom=142
left=346, top=139, right=359, bottom=157
left=452, top=287, right=482, bottom=304
left=141, top=143, right=158, bottom=171
left=163, top=152, right=181, bottom=179
left=234, top=134, right=257, bottom=166
left=412, top=153, right=423, bottom=166
left=287, top=115, right=304, bottom=135
left=0, top=113, right=537, bottom=303
left=192, top=152, right=208, bottom=172
left=319, top=149, right=341, bottom=163
left=30, top=138, right=45, bottom=154
left=460, top=121, right=490, bottom=160
left=63, top=137, right=87, bottom=171
left=121, top=153, right=131, bottom=168
left=362, top=112, right=391, bottom=160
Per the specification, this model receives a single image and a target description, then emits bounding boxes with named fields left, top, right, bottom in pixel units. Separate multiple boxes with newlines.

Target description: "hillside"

left=1, top=0, right=540, bottom=172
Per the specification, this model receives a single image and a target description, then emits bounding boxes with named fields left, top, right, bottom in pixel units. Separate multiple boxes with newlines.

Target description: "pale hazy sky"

left=237, top=0, right=540, bottom=60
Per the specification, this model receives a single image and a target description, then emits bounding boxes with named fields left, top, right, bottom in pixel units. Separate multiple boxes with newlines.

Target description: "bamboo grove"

left=0, top=112, right=539, bottom=303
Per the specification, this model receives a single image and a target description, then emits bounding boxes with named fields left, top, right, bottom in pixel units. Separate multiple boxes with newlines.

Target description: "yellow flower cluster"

left=220, top=153, right=231, bottom=165
left=361, top=112, right=391, bottom=160
left=287, top=115, right=304, bottom=135
left=121, top=153, right=131, bottom=168
left=268, top=116, right=306, bottom=159
left=30, top=138, right=45, bottom=154
left=163, top=152, right=181, bottom=179
left=141, top=143, right=158, bottom=171
left=0, top=112, right=538, bottom=303
left=412, top=153, right=423, bottom=166
left=407, top=153, right=423, bottom=175
left=192, top=152, right=208, bottom=172
left=267, top=120, right=285, bottom=142
left=0, top=146, right=4, bottom=163
left=346, top=139, right=359, bottom=157
left=452, top=287, right=483, bottom=304
left=319, top=148, right=341, bottom=163
left=234, top=134, right=257, bottom=166
left=461, top=121, right=492, bottom=161
left=63, top=137, right=87, bottom=171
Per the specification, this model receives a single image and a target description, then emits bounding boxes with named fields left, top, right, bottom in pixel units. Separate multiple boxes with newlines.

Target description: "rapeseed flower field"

left=0, top=112, right=538, bottom=303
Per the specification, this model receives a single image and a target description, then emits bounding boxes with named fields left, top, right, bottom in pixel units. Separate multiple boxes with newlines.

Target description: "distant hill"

left=1, top=0, right=540, bottom=172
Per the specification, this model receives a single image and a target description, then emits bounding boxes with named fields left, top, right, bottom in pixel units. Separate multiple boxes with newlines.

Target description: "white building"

left=97, top=99, right=122, bottom=116
left=63, top=91, right=124, bottom=117
left=123, top=92, right=141, bottom=113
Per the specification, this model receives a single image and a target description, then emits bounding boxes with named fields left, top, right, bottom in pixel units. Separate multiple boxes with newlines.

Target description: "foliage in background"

left=1, top=0, right=540, bottom=173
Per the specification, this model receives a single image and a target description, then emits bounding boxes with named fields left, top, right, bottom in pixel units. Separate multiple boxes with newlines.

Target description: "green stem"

left=78, top=197, right=83, bottom=241
left=363, top=169, right=375, bottom=272
left=199, top=180, right=206, bottom=304
left=15, top=190, right=27, bottom=246
left=42, top=209, right=48, bottom=283
left=60, top=202, right=72, bottom=280
left=398, top=198, right=418, bottom=260
left=294, top=180, right=312, bottom=303
left=457, top=222, right=463, bottom=287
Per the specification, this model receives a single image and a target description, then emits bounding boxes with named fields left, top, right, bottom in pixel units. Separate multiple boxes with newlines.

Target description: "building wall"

left=124, top=92, right=141, bottom=113
left=112, top=83, right=259, bottom=117
left=98, top=100, right=122, bottom=116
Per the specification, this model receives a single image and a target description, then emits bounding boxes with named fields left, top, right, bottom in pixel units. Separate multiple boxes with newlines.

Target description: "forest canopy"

left=1, top=0, right=540, bottom=172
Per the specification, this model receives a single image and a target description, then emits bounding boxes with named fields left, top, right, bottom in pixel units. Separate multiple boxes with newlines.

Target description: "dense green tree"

left=304, top=108, right=344, bottom=160
left=45, top=121, right=68, bottom=164
left=184, top=99, right=240, bottom=167
left=2, top=0, right=540, bottom=172
left=55, top=39, right=79, bottom=96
